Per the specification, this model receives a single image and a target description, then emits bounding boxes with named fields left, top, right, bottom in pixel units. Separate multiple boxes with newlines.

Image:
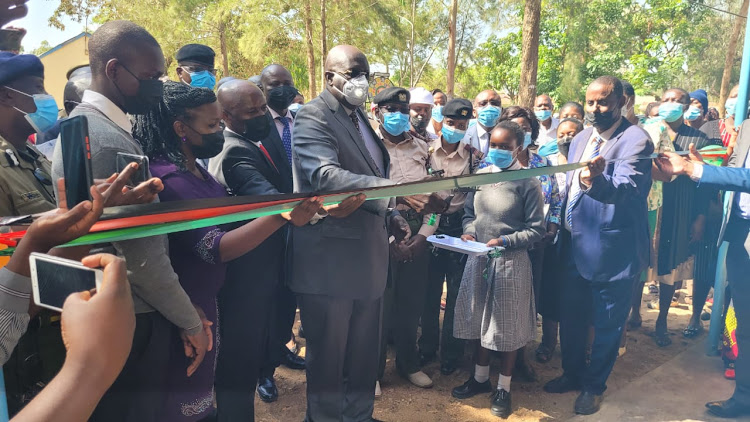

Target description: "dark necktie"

left=349, top=111, right=383, bottom=177
left=277, top=116, right=293, bottom=165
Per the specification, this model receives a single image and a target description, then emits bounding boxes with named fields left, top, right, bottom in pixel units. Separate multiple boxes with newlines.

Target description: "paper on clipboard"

left=427, top=235, right=503, bottom=256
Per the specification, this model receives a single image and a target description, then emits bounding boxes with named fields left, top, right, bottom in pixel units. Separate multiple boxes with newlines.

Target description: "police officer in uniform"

left=418, top=99, right=482, bottom=375
left=0, top=52, right=62, bottom=415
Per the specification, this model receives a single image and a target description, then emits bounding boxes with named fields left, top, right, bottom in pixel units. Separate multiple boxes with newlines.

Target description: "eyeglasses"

left=335, top=70, right=370, bottom=81
left=182, top=65, right=217, bottom=75
left=16, top=148, right=52, bottom=186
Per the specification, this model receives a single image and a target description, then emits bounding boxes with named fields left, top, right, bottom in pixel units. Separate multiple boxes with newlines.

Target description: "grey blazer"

left=289, top=89, right=393, bottom=300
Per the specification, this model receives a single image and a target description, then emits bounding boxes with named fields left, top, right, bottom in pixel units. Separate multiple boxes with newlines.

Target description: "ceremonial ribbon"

left=0, top=150, right=700, bottom=250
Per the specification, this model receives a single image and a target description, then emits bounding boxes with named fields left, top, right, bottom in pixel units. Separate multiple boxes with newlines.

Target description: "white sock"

left=474, top=364, right=490, bottom=383
left=498, top=374, right=511, bottom=392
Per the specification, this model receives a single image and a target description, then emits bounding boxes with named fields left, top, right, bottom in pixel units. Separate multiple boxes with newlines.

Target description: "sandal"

left=683, top=324, right=704, bottom=338
left=535, top=344, right=554, bottom=363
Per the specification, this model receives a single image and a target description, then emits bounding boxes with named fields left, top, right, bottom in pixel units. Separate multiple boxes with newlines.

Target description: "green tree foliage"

left=50, top=0, right=740, bottom=104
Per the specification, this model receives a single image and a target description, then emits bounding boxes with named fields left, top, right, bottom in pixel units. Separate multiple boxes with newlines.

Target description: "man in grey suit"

left=290, top=45, right=403, bottom=422
left=462, top=89, right=503, bottom=155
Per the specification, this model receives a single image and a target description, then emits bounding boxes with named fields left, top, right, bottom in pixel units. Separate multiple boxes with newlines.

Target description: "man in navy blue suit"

left=544, top=76, right=653, bottom=415
left=658, top=123, right=750, bottom=418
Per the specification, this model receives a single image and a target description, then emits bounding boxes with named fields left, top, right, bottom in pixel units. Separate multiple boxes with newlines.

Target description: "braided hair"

left=499, top=105, right=540, bottom=142
left=132, top=81, right=217, bottom=169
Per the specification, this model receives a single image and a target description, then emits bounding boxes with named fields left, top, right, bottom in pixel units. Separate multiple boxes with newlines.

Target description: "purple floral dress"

left=150, top=158, right=228, bottom=421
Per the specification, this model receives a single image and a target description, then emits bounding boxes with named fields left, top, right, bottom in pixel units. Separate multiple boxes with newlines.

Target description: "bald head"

left=260, top=64, right=293, bottom=91
left=217, top=79, right=267, bottom=133
left=324, top=45, right=370, bottom=107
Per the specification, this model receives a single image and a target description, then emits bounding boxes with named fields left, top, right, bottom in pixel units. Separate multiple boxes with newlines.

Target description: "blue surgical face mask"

left=441, top=124, right=466, bottom=144
left=523, top=132, right=533, bottom=148
left=381, top=111, right=411, bottom=136
left=5, top=86, right=59, bottom=133
left=432, top=105, right=444, bottom=122
left=658, top=102, right=685, bottom=123
left=643, top=116, right=664, bottom=125
left=288, top=103, right=302, bottom=113
left=537, top=140, right=559, bottom=157
left=487, top=148, right=515, bottom=169
left=684, top=105, right=702, bottom=122
left=477, top=105, right=501, bottom=128
left=726, top=98, right=737, bottom=117
left=187, top=70, right=216, bottom=90
left=535, top=109, right=552, bottom=122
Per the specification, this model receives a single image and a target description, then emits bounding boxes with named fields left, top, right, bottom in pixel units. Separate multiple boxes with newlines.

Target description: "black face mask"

left=267, top=85, right=299, bottom=112
left=585, top=110, right=618, bottom=132
left=192, top=130, right=225, bottom=159
left=242, top=114, right=272, bottom=142
left=557, top=135, right=574, bottom=158
left=114, top=64, right=164, bottom=115
left=410, top=114, right=428, bottom=133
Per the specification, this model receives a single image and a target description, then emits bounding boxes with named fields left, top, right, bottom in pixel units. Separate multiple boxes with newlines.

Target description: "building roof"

left=38, top=32, right=91, bottom=59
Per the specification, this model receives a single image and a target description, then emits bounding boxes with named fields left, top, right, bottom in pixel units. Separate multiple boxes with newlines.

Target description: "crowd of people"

left=1, top=10, right=750, bottom=422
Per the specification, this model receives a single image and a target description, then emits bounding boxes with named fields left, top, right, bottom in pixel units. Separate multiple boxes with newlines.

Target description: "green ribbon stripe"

left=63, top=161, right=587, bottom=247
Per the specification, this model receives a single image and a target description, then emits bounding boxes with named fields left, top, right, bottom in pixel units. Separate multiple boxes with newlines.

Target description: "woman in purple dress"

left=132, top=82, right=321, bottom=421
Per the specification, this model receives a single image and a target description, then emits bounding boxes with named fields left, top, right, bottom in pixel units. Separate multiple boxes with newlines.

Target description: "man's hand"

left=390, top=241, right=412, bottom=262
left=24, top=184, right=105, bottom=252
left=580, top=156, right=606, bottom=186
left=390, top=214, right=412, bottom=242
left=281, top=197, right=325, bottom=226
left=461, top=234, right=476, bottom=242
left=398, top=193, right=447, bottom=214
left=95, top=163, right=164, bottom=207
left=656, top=143, right=704, bottom=177
left=405, top=234, right=427, bottom=256
left=62, top=254, right=135, bottom=387
left=0, top=0, right=28, bottom=27
left=324, top=194, right=366, bottom=218
left=542, top=222, right=559, bottom=244
left=180, top=324, right=210, bottom=377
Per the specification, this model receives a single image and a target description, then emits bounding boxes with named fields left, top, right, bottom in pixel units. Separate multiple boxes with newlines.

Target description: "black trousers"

left=558, top=230, right=634, bottom=395
left=418, top=247, right=466, bottom=365
left=726, top=238, right=750, bottom=405
left=215, top=248, right=280, bottom=422
left=298, top=293, right=382, bottom=422
left=260, top=281, right=298, bottom=378
left=90, top=312, right=171, bottom=422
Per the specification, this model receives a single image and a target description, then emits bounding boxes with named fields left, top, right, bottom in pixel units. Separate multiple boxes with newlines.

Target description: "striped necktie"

left=565, top=136, right=603, bottom=229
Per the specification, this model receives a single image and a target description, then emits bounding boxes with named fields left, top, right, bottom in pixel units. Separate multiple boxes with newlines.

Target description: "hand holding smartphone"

left=30, top=253, right=103, bottom=312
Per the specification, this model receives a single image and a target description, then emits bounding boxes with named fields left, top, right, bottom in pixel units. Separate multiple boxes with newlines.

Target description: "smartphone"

left=116, top=152, right=149, bottom=185
left=29, top=252, right=103, bottom=313
left=60, top=116, right=94, bottom=209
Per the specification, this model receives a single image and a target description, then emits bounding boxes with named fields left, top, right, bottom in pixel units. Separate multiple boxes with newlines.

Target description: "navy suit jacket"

left=565, top=119, right=653, bottom=282
left=701, top=165, right=750, bottom=194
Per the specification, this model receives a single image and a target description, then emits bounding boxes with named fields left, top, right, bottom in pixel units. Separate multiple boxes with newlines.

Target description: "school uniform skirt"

left=453, top=248, right=536, bottom=352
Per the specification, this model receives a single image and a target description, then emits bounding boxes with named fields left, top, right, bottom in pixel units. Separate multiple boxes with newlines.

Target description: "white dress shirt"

left=564, top=117, right=623, bottom=231
left=537, top=117, right=560, bottom=147
left=80, top=90, right=133, bottom=133
left=476, top=124, right=491, bottom=155
left=269, top=108, right=294, bottom=143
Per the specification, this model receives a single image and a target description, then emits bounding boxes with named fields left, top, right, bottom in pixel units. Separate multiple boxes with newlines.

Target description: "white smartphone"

left=29, top=252, right=103, bottom=312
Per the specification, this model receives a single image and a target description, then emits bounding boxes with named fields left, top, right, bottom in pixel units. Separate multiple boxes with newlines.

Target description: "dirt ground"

left=255, top=284, right=713, bottom=422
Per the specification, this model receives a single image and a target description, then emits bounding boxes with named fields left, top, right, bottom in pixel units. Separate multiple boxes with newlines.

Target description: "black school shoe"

left=574, top=391, right=603, bottom=415
left=490, top=389, right=512, bottom=418
left=452, top=376, right=492, bottom=399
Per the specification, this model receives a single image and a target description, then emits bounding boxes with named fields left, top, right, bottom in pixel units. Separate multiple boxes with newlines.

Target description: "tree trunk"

left=410, top=0, right=415, bottom=86
left=218, top=20, right=229, bottom=77
left=320, top=0, right=327, bottom=92
left=518, top=0, right=542, bottom=107
left=446, top=0, right=458, bottom=96
left=719, top=0, right=749, bottom=115
left=303, top=0, right=317, bottom=98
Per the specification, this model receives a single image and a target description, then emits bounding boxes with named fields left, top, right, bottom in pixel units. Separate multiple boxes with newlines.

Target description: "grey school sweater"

left=51, top=102, right=202, bottom=335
